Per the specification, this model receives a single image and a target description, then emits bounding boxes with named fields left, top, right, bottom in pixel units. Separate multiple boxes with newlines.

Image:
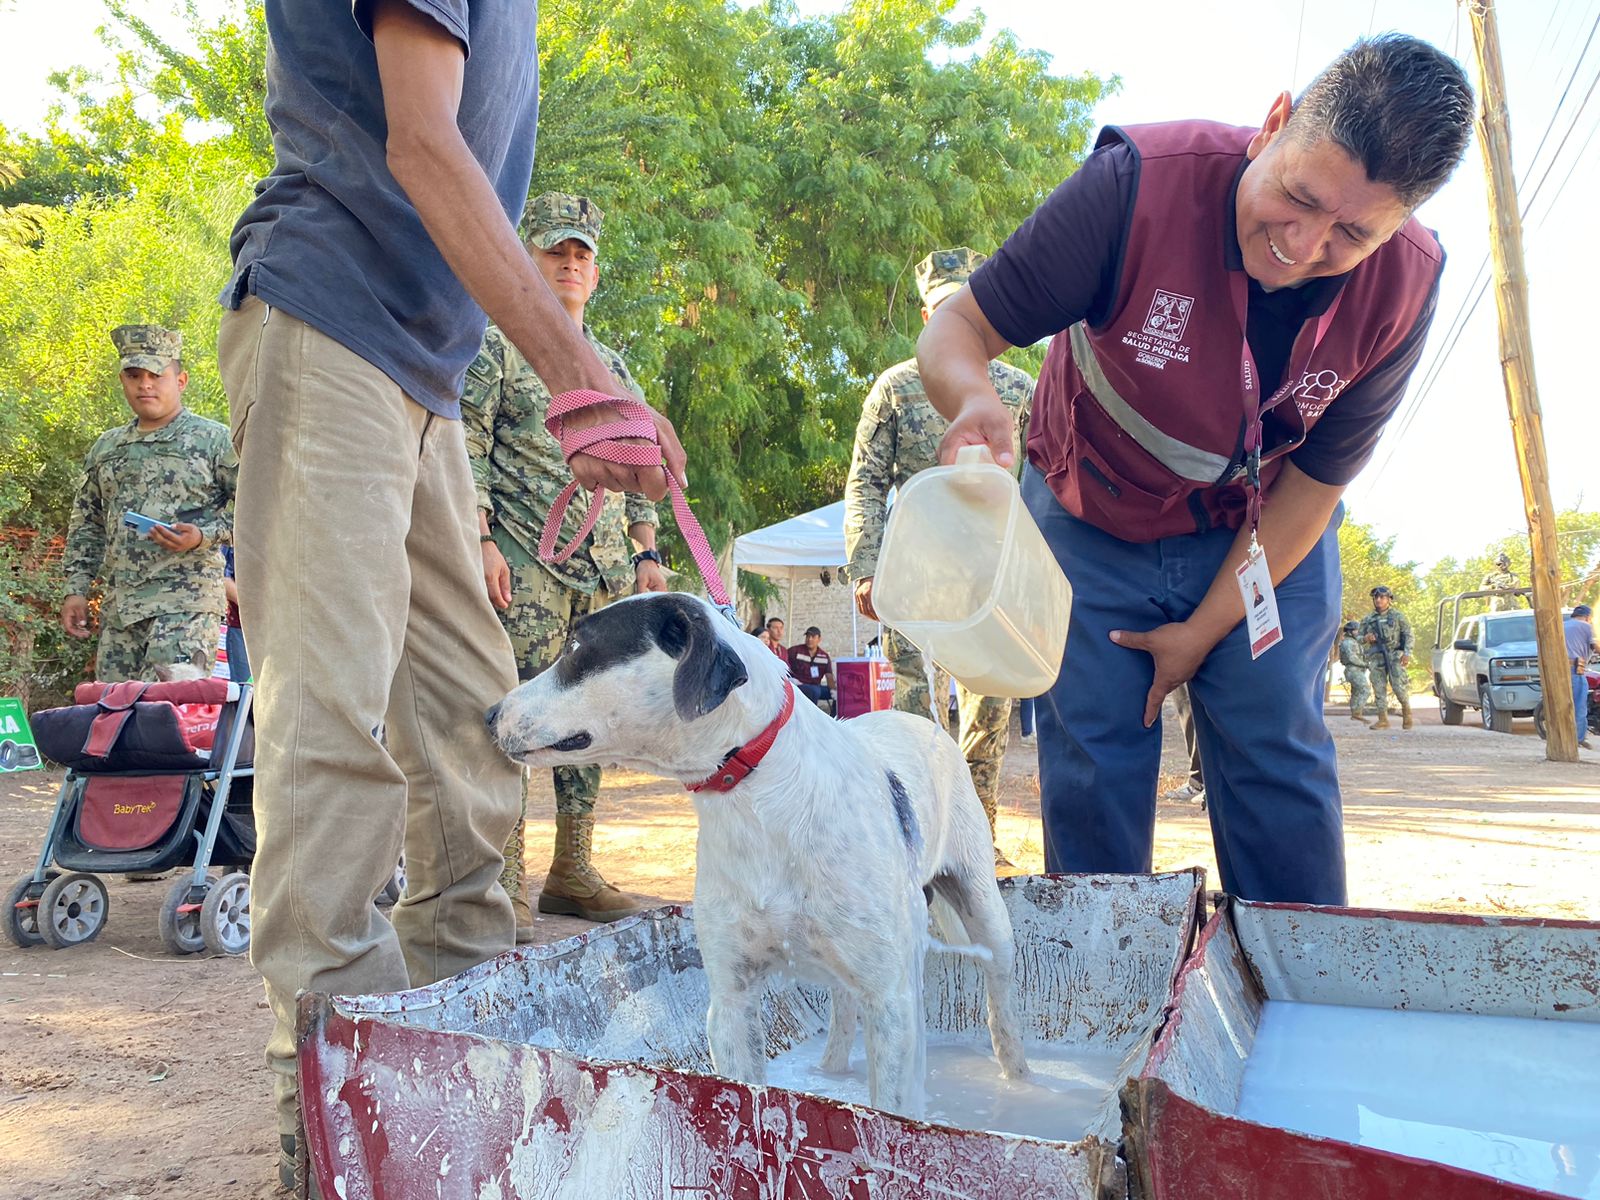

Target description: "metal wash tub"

left=1123, top=902, right=1600, bottom=1200
left=300, top=871, right=1203, bottom=1200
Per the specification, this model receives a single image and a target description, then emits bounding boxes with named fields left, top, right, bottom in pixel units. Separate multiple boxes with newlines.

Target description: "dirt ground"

left=3, top=700, right=1598, bottom=1197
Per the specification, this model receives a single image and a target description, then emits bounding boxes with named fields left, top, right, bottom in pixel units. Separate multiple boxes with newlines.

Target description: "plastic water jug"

left=873, top=446, right=1071, bottom=698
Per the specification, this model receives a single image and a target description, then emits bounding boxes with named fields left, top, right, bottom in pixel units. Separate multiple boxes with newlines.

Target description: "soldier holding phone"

left=61, top=325, right=236, bottom=681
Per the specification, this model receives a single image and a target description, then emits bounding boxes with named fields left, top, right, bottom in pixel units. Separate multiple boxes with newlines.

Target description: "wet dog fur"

left=486, top=592, right=1028, bottom=1116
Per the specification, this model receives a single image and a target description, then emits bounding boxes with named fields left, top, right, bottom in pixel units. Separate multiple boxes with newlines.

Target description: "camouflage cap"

left=916, top=247, right=986, bottom=309
left=523, top=192, right=603, bottom=252
left=111, top=324, right=182, bottom=373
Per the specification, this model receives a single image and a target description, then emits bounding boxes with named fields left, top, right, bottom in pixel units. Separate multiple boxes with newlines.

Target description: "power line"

left=1531, top=101, right=1600, bottom=231
left=1292, top=0, right=1307, bottom=93
left=1511, top=1, right=1600, bottom=186
left=1364, top=8, right=1600, bottom=484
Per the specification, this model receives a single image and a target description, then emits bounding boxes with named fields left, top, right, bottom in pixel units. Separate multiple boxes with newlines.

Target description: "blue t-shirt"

left=1565, top=617, right=1597, bottom=666
left=221, top=0, right=539, bottom=419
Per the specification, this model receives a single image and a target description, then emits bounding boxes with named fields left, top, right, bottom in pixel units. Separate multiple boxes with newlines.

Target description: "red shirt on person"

left=787, top=643, right=833, bottom=684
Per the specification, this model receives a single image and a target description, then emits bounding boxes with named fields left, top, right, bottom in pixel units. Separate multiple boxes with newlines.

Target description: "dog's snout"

left=484, top=702, right=502, bottom=730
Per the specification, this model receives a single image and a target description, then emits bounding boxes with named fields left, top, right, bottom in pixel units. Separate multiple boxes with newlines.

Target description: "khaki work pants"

left=219, top=296, right=522, bottom=1136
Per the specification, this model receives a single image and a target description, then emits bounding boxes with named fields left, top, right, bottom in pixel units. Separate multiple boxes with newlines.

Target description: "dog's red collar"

left=686, top=680, right=796, bottom=794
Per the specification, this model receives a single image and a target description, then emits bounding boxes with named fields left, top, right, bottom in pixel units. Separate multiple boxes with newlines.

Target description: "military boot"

left=538, top=813, right=644, bottom=923
left=1400, top=699, right=1414, bottom=730
left=499, top=819, right=537, bottom=944
left=1372, top=708, right=1391, bottom=729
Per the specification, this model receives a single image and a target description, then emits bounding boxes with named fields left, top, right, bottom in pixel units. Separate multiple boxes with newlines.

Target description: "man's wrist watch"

left=632, top=549, right=662, bottom=569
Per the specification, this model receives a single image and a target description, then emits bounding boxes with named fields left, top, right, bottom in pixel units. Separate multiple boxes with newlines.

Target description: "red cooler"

left=834, top=657, right=896, bottom=720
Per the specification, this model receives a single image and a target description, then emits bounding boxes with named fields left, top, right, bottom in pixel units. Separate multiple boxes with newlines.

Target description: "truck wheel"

left=1479, top=683, right=1513, bottom=734
left=1534, top=701, right=1547, bottom=740
left=1437, top=678, right=1465, bottom=726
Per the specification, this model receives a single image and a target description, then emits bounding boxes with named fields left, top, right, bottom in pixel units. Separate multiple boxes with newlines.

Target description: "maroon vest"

left=1027, top=121, right=1442, bottom=542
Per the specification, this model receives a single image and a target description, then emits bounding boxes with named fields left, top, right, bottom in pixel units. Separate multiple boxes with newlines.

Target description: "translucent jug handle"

left=954, top=444, right=995, bottom=466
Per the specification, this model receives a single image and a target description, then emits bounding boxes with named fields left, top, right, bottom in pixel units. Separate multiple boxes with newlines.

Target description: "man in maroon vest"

left=915, top=35, right=1473, bottom=905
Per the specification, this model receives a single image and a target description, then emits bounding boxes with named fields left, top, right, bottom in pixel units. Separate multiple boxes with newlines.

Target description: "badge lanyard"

left=1229, top=272, right=1343, bottom=558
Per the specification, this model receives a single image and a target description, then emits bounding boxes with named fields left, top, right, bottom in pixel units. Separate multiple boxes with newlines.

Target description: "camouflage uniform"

left=463, top=327, right=655, bottom=815
left=63, top=326, right=235, bottom=682
left=461, top=194, right=657, bottom=905
left=843, top=248, right=1036, bottom=834
left=1359, top=607, right=1414, bottom=716
left=1338, top=633, right=1372, bottom=718
left=1481, top=564, right=1522, bottom=611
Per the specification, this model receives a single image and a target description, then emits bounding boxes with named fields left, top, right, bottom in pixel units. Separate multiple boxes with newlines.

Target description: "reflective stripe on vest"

left=1068, top=325, right=1237, bottom=485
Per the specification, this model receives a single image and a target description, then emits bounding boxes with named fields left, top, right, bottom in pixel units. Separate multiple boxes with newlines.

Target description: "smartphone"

left=123, top=510, right=175, bottom=538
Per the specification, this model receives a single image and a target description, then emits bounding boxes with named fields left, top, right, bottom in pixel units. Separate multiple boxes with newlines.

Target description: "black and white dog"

left=486, top=592, right=1028, bottom=1116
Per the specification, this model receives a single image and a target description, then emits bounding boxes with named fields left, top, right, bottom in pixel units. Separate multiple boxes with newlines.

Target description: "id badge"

left=1236, top=547, right=1283, bottom=660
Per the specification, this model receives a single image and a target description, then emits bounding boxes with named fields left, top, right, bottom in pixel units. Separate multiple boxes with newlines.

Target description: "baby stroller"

left=5, top=677, right=257, bottom=956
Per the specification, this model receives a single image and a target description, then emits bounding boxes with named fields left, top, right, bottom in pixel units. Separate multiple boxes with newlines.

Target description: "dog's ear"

left=658, top=600, right=749, bottom=720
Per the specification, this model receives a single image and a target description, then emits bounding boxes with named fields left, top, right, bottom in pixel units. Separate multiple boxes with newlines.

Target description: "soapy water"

left=764, top=1030, right=1123, bottom=1142
left=1237, top=1001, right=1600, bottom=1199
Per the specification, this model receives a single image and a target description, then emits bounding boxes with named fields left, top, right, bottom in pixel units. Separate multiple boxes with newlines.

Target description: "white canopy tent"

left=733, top=501, right=876, bottom=654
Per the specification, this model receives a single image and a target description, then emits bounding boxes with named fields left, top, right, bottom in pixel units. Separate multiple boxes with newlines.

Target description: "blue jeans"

left=1019, top=697, right=1036, bottom=737
left=1575, top=670, right=1590, bottom=744
left=797, top=682, right=833, bottom=707
left=226, top=624, right=251, bottom=683
left=1023, top=467, right=1347, bottom=904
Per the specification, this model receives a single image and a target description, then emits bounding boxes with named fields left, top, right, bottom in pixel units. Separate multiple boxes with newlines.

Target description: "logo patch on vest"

left=1122, top=288, right=1195, bottom=371
left=1143, top=289, right=1194, bottom=342
left=1292, top=368, right=1349, bottom=418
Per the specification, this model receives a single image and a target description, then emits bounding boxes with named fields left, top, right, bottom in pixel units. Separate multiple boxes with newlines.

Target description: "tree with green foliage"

left=0, top=0, right=1109, bottom=697
left=530, top=0, right=1111, bottom=536
left=1337, top=507, right=1600, bottom=691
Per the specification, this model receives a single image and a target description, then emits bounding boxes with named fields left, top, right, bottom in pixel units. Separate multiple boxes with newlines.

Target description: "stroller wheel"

left=201, top=872, right=252, bottom=956
left=5, top=871, right=58, bottom=948
left=37, top=873, right=109, bottom=949
left=159, top=874, right=216, bottom=956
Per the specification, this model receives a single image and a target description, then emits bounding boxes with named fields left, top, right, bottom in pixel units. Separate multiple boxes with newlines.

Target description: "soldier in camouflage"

left=1359, top=585, right=1415, bottom=730
left=463, top=192, right=666, bottom=935
left=1337, top=620, right=1373, bottom=722
left=844, top=248, right=1035, bottom=873
left=1480, top=553, right=1522, bottom=611
left=62, top=325, right=236, bottom=682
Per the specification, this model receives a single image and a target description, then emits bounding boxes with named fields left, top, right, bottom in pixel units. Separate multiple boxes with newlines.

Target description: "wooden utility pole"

left=1467, top=0, right=1577, bottom=762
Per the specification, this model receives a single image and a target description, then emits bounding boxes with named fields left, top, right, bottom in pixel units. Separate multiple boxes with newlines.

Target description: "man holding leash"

left=917, top=35, right=1473, bottom=904
left=845, top=248, right=1034, bottom=870
left=464, top=192, right=665, bottom=933
left=214, top=2, right=685, bottom=1189
left=62, top=325, right=234, bottom=682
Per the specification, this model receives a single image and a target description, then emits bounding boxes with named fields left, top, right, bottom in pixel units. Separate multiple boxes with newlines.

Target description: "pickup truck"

left=1430, top=587, right=1545, bottom=732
